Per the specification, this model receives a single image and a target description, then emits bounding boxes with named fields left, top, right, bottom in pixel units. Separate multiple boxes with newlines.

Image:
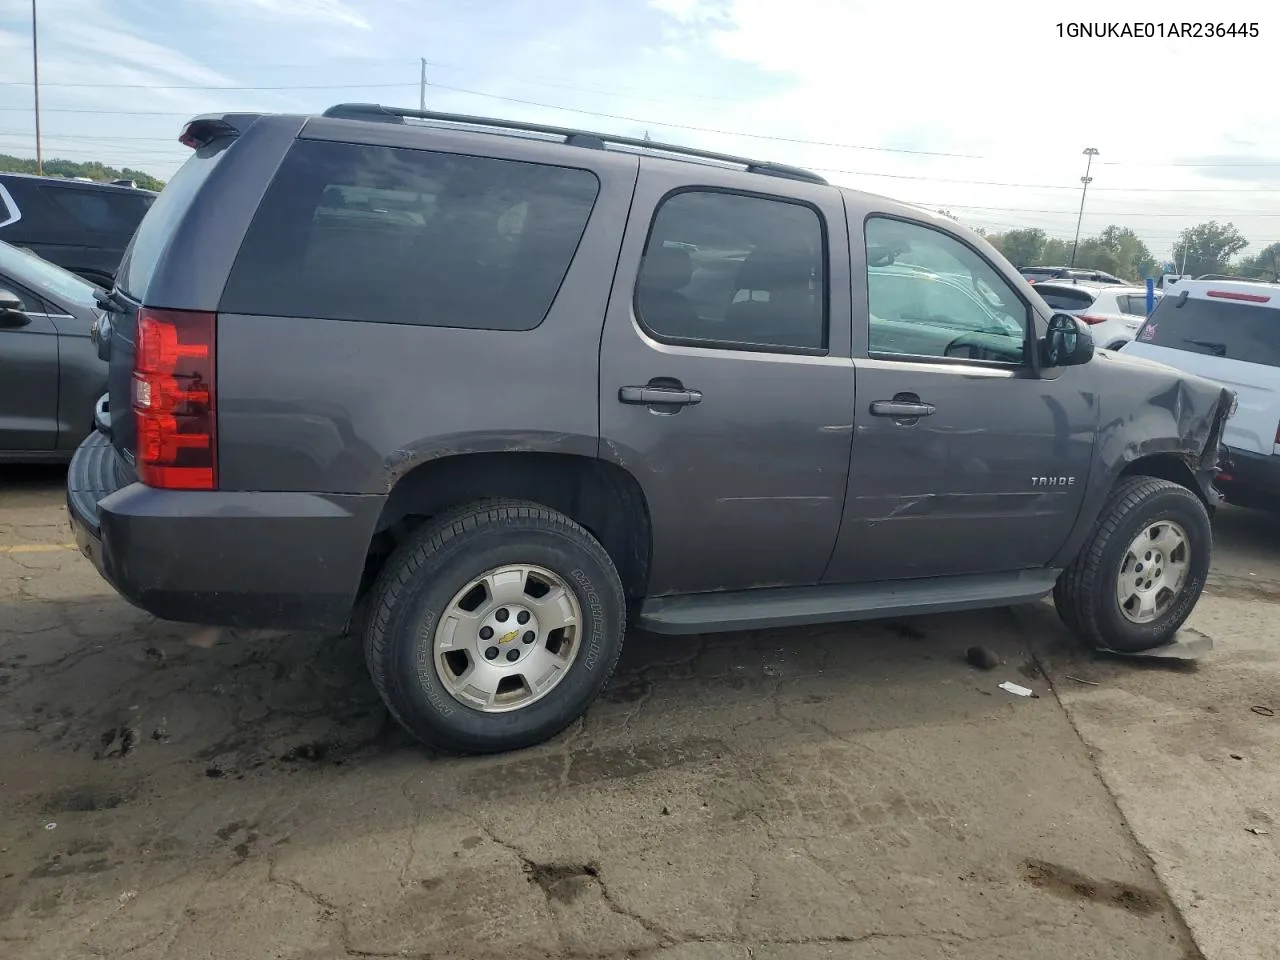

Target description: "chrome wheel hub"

left=434, top=564, right=582, bottom=712
left=1116, top=520, right=1190, bottom=624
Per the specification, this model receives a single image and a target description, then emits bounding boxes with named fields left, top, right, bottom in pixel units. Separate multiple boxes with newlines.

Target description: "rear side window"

left=1035, top=286, right=1096, bottom=312
left=634, top=190, right=827, bottom=352
left=119, top=148, right=227, bottom=299
left=1136, top=294, right=1280, bottom=366
left=220, top=140, right=600, bottom=330
left=0, top=183, right=18, bottom=228
left=40, top=186, right=152, bottom=234
left=1118, top=294, right=1155, bottom=317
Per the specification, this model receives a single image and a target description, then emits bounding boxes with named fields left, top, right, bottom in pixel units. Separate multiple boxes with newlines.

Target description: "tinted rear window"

left=219, top=139, right=600, bottom=330
left=1035, top=286, right=1096, bottom=311
left=40, top=186, right=152, bottom=235
left=1118, top=294, right=1156, bottom=317
left=1136, top=294, right=1280, bottom=366
left=119, top=148, right=227, bottom=299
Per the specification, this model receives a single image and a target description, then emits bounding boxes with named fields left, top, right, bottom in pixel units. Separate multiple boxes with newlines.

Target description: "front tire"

left=1054, top=477, right=1211, bottom=653
left=363, top=499, right=626, bottom=754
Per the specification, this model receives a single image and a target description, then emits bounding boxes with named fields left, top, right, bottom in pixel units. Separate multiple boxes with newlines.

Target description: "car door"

left=822, top=208, right=1096, bottom=584
left=598, top=164, right=855, bottom=596
left=0, top=276, right=60, bottom=452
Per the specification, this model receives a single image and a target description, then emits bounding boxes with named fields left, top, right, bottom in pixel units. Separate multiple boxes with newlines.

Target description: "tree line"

left=935, top=209, right=1279, bottom=283
left=0, top=154, right=166, bottom=193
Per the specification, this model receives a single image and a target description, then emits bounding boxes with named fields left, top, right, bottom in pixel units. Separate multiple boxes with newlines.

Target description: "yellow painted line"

left=0, top=543, right=78, bottom=554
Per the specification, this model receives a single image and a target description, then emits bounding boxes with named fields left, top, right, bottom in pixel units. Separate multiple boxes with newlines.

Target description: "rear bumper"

left=1215, top=445, right=1280, bottom=507
left=67, top=430, right=385, bottom=631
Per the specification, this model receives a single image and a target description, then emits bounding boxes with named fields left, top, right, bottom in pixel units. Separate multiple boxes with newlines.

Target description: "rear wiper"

left=1184, top=338, right=1227, bottom=357
left=94, top=288, right=129, bottom=313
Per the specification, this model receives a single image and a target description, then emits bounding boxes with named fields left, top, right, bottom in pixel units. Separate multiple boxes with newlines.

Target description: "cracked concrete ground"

left=1, top=465, right=1276, bottom=960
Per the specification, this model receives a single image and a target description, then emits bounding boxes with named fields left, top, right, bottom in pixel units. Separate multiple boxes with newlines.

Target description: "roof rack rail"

left=320, top=103, right=828, bottom=185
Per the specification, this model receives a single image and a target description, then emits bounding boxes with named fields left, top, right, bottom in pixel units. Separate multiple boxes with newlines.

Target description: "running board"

left=637, top=569, right=1061, bottom=636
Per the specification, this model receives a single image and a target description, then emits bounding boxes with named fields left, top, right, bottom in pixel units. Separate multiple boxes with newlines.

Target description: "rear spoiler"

left=178, top=113, right=263, bottom=149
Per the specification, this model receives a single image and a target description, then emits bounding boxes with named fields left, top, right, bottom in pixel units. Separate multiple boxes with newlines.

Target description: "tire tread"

left=1056, top=476, right=1207, bottom=651
left=363, top=498, right=625, bottom=753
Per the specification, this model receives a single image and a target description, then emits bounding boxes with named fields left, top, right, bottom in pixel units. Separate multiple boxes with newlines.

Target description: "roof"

left=0, top=171, right=157, bottom=196
left=1034, top=280, right=1154, bottom=294
left=1165, top=278, right=1280, bottom=305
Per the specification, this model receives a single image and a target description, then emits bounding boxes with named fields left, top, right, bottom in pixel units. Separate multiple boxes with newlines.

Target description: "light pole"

left=31, top=0, right=42, bottom=175
left=1070, top=147, right=1098, bottom=267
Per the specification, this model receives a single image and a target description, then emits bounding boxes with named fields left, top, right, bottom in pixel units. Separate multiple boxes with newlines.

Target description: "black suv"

left=69, top=104, right=1235, bottom=754
left=0, top=173, right=156, bottom=288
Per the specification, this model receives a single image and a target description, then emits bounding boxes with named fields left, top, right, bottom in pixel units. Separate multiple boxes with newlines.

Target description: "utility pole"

left=419, top=58, right=426, bottom=111
left=1070, top=147, right=1098, bottom=267
left=31, top=0, right=42, bottom=175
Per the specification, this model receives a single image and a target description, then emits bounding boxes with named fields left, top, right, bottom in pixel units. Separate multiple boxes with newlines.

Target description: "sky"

left=0, top=0, right=1277, bottom=262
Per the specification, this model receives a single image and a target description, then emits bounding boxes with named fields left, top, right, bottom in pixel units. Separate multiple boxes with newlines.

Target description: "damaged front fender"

left=1050, top=351, right=1237, bottom=568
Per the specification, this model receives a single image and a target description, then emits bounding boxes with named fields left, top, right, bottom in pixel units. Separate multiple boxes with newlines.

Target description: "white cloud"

left=202, top=0, right=373, bottom=30
left=641, top=0, right=1280, bottom=258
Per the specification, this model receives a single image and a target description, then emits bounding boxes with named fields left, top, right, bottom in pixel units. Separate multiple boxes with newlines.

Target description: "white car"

left=1032, top=280, right=1159, bottom=350
left=1121, top=278, right=1278, bottom=509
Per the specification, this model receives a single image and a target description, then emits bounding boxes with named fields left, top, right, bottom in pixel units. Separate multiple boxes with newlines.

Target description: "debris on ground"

left=1065, top=675, right=1101, bottom=686
left=1251, top=705, right=1275, bottom=718
left=965, top=646, right=1001, bottom=670
left=1246, top=826, right=1270, bottom=836
left=1103, top=629, right=1213, bottom=661
left=998, top=681, right=1037, bottom=698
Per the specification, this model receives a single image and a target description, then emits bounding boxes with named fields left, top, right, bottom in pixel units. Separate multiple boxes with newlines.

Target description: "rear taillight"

left=1078, top=314, right=1107, bottom=325
left=132, top=308, right=216, bottom=490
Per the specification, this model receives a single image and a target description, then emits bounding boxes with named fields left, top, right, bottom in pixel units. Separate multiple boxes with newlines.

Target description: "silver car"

left=0, top=240, right=107, bottom=462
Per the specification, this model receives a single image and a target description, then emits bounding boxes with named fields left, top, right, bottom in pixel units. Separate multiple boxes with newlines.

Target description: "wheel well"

left=363, top=452, right=652, bottom=602
left=1119, top=454, right=1205, bottom=504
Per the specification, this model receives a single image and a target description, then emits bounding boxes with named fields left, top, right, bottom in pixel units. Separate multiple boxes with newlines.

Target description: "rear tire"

left=1054, top=477, right=1211, bottom=653
left=362, top=499, right=625, bottom=754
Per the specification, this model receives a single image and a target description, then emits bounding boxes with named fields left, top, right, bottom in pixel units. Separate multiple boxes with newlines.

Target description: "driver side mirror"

left=1040, top=312, right=1094, bottom=368
left=0, top=288, right=30, bottom=329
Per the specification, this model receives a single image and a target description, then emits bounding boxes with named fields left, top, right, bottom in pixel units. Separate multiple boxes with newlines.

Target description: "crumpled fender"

left=1049, top=350, right=1236, bottom=569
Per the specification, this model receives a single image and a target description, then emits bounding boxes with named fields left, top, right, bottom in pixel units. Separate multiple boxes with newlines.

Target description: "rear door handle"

left=870, top=400, right=935, bottom=418
left=619, top=385, right=703, bottom=406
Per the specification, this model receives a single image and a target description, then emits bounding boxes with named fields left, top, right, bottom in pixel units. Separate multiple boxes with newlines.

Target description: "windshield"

left=0, top=240, right=99, bottom=310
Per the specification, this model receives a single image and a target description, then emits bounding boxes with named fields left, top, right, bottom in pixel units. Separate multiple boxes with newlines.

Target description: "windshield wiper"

left=1184, top=338, right=1227, bottom=357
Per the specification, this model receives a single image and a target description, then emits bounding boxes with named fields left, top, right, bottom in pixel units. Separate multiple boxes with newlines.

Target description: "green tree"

left=1236, top=241, right=1280, bottom=281
left=998, top=228, right=1047, bottom=267
left=1042, top=237, right=1072, bottom=264
left=1172, top=221, right=1248, bottom=277
left=1095, top=225, right=1156, bottom=279
left=0, top=153, right=166, bottom=191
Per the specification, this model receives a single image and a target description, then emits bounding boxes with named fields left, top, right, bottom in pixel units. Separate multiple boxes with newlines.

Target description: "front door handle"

left=619, top=385, right=703, bottom=406
left=870, top=400, right=935, bottom=418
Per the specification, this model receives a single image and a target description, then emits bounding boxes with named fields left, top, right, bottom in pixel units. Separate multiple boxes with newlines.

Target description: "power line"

left=0, top=78, right=982, bottom=157
left=912, top=201, right=1280, bottom=217
left=815, top=166, right=1280, bottom=192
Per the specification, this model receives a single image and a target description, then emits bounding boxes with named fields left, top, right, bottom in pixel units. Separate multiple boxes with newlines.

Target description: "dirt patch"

left=1021, top=859, right=1160, bottom=915
left=44, top=784, right=131, bottom=813
left=523, top=861, right=600, bottom=905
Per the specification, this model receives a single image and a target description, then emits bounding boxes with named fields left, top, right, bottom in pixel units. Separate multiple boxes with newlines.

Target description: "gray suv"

left=68, top=104, right=1235, bottom=754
